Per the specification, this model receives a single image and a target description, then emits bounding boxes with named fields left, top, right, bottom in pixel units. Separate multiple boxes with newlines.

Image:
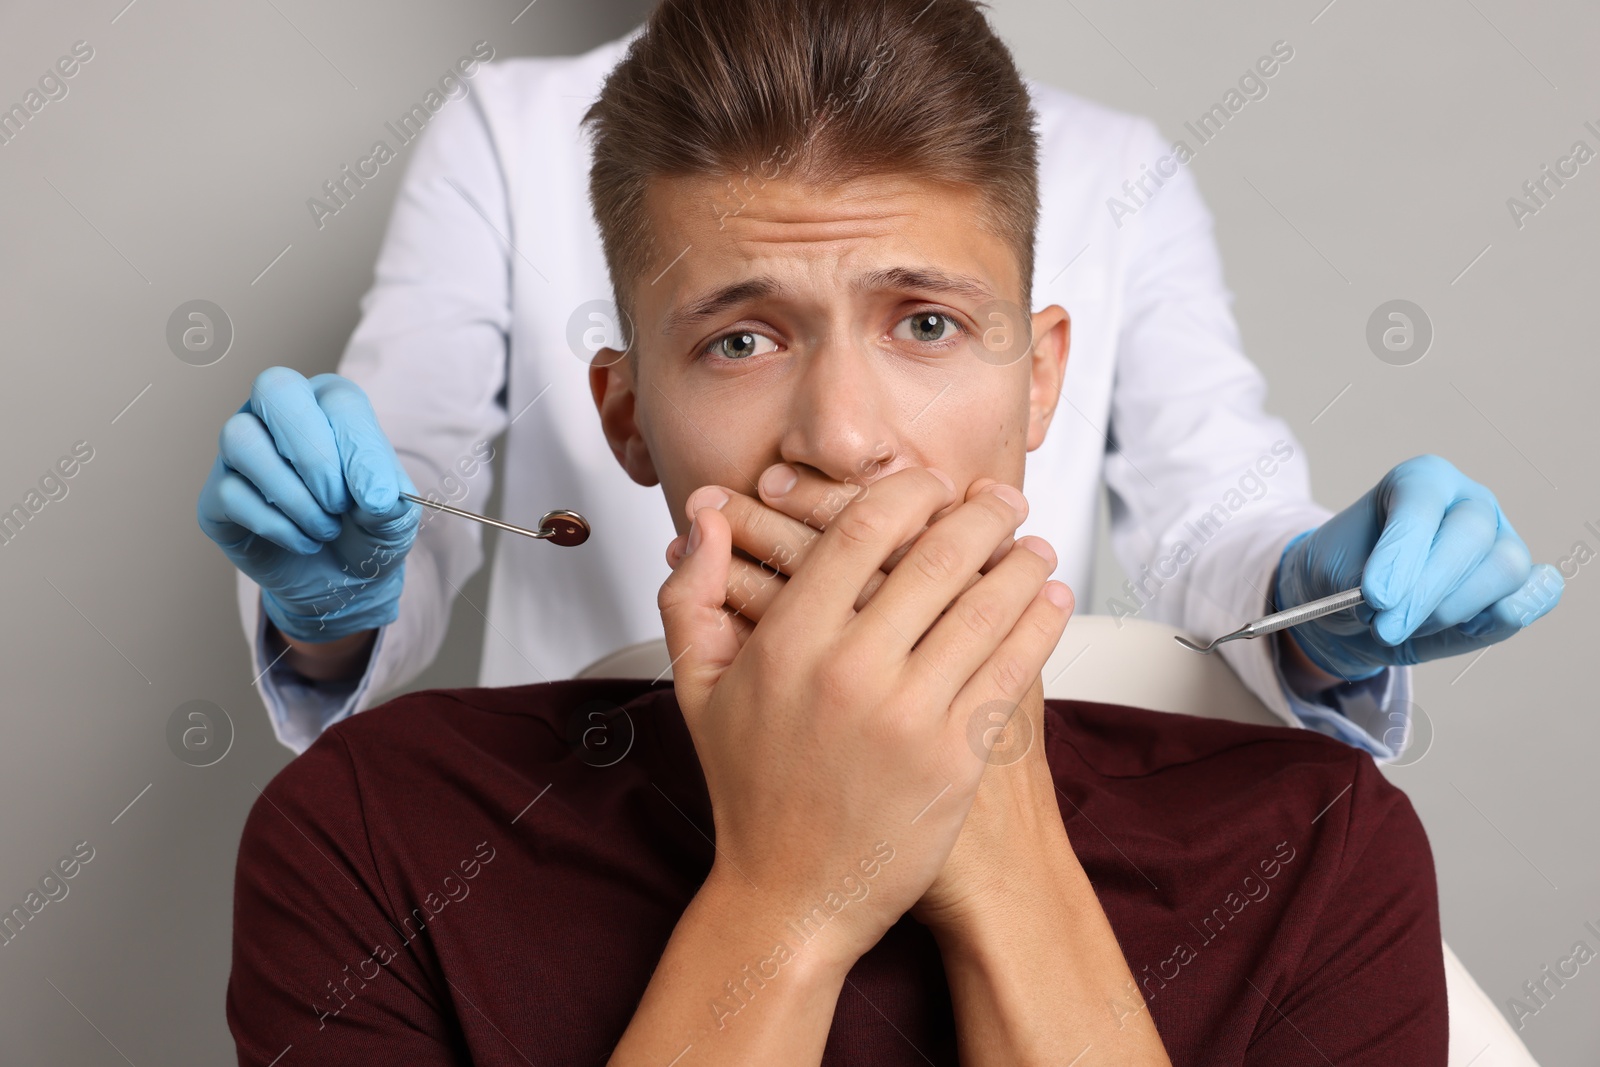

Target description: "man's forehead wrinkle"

left=734, top=199, right=918, bottom=225
left=710, top=190, right=921, bottom=245
left=725, top=215, right=911, bottom=251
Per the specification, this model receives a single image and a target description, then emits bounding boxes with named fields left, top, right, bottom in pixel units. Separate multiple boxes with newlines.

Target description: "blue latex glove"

left=1274, top=454, right=1563, bottom=681
left=197, top=367, right=420, bottom=644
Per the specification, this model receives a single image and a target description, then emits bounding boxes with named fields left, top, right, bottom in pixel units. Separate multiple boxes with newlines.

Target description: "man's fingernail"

left=1019, top=536, right=1056, bottom=568
left=1045, top=581, right=1073, bottom=609
left=927, top=467, right=956, bottom=494
left=685, top=487, right=729, bottom=520
left=685, top=515, right=702, bottom=556
left=761, top=464, right=798, bottom=497
left=985, top=482, right=1028, bottom=518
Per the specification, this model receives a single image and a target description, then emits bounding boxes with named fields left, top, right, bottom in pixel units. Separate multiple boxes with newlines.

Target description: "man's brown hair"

left=582, top=0, right=1041, bottom=342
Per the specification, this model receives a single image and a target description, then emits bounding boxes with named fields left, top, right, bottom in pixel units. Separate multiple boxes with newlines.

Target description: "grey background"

left=0, top=0, right=1593, bottom=1063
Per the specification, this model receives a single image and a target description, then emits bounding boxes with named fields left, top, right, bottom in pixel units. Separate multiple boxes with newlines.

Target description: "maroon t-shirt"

left=228, top=679, right=1446, bottom=1065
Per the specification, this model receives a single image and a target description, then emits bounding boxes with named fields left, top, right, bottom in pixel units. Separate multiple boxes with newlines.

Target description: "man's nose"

left=774, top=335, right=900, bottom=485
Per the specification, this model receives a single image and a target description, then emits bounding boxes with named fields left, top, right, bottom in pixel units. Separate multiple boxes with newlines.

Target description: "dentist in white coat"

left=198, top=29, right=1559, bottom=758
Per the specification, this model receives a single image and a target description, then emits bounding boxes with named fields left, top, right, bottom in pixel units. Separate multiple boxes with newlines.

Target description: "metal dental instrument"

left=1173, top=586, right=1365, bottom=655
left=400, top=492, right=590, bottom=547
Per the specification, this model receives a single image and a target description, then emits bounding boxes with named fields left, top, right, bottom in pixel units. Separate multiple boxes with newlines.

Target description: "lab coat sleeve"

left=1272, top=630, right=1412, bottom=761
left=1101, top=117, right=1413, bottom=754
left=238, top=562, right=443, bottom=754
left=236, top=86, right=513, bottom=752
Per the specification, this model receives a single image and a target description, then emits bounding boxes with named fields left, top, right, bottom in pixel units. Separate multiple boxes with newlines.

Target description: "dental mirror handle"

left=400, top=493, right=590, bottom=547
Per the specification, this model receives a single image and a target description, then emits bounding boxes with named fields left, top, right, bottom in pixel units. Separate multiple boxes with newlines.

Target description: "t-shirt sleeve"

left=1245, top=755, right=1448, bottom=1066
left=227, top=731, right=467, bottom=1066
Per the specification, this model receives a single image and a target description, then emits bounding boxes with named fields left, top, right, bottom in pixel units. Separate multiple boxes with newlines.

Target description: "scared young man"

left=228, top=1, right=1447, bottom=1062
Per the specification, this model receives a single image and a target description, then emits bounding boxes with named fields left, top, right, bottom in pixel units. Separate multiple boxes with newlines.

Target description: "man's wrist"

left=915, top=752, right=1077, bottom=934
left=926, top=809, right=1081, bottom=943
left=924, top=826, right=1114, bottom=1065
left=607, top=865, right=851, bottom=1064
left=688, top=865, right=860, bottom=1002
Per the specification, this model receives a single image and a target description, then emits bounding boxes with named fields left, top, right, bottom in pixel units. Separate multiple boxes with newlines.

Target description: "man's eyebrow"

left=658, top=267, right=995, bottom=337
left=660, top=278, right=780, bottom=336
left=853, top=267, right=994, bottom=303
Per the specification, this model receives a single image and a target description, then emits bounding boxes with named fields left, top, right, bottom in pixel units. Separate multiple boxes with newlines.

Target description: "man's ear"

left=589, top=351, right=660, bottom=487
left=1025, top=305, right=1070, bottom=451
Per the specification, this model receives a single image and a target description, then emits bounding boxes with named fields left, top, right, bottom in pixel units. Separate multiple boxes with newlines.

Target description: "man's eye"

left=706, top=331, right=778, bottom=360
left=894, top=312, right=964, bottom=344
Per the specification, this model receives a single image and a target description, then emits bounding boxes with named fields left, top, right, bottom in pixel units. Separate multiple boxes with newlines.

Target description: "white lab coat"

left=239, top=32, right=1409, bottom=755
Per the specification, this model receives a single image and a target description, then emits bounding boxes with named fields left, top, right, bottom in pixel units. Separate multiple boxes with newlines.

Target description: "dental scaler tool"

left=1173, top=586, right=1365, bottom=655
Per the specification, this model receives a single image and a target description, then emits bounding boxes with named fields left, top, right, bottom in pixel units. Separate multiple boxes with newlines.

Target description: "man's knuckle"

left=815, top=667, right=855, bottom=708
left=760, top=632, right=793, bottom=667
left=975, top=488, right=1011, bottom=520
left=911, top=541, right=961, bottom=584
left=872, top=704, right=921, bottom=746
left=1026, top=607, right=1059, bottom=643
left=955, top=595, right=1001, bottom=639
left=832, top=502, right=891, bottom=547
left=657, top=577, right=688, bottom=614
left=987, top=653, right=1030, bottom=695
